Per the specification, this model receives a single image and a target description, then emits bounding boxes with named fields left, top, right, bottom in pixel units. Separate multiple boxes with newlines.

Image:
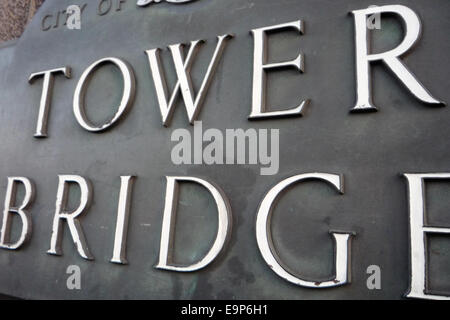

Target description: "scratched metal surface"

left=0, top=0, right=448, bottom=299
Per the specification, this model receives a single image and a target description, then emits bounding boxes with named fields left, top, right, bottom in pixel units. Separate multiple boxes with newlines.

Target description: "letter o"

left=73, top=57, right=136, bottom=132
left=97, top=0, right=112, bottom=16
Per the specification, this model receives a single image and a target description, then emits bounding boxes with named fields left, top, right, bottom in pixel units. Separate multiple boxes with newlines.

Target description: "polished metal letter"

left=256, top=173, right=354, bottom=288
left=351, top=5, right=445, bottom=112
left=250, top=21, right=309, bottom=119
left=73, top=57, right=136, bottom=132
left=47, top=175, right=94, bottom=260
left=145, top=34, right=233, bottom=126
left=403, top=173, right=450, bottom=300
left=111, top=176, right=136, bottom=264
left=156, top=176, right=232, bottom=272
left=0, top=177, right=35, bottom=250
left=29, top=67, right=71, bottom=138
left=137, top=0, right=198, bottom=6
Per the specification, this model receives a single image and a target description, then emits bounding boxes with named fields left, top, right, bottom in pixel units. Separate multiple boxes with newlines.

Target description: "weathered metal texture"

left=0, top=0, right=448, bottom=299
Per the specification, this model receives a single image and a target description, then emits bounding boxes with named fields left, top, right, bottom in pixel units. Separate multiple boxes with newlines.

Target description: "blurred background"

left=0, top=0, right=45, bottom=43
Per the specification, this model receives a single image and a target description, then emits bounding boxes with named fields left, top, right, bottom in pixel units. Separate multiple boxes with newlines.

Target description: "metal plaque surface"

left=0, top=0, right=448, bottom=299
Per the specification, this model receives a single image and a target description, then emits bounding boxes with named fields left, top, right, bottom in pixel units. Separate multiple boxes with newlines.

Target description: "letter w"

left=145, top=35, right=233, bottom=127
